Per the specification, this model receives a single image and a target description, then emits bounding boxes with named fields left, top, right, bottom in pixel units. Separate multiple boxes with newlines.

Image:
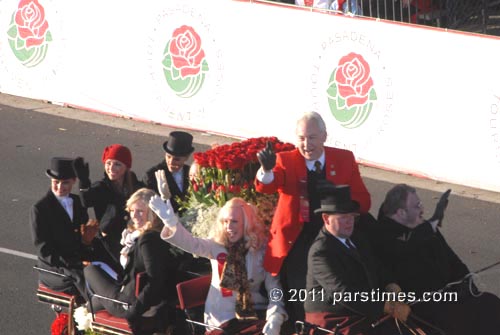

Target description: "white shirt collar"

left=54, top=194, right=71, bottom=203
left=305, top=151, right=325, bottom=171
left=333, top=235, right=355, bottom=249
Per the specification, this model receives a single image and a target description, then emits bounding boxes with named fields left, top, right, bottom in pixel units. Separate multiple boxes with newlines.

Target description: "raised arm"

left=149, top=195, right=217, bottom=259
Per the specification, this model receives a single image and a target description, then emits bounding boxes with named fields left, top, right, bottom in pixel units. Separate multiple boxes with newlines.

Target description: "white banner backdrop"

left=0, top=0, right=499, bottom=193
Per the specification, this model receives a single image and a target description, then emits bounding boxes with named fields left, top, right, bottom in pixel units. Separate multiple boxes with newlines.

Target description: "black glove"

left=257, top=141, right=276, bottom=171
left=72, top=157, right=90, bottom=189
left=429, top=189, right=451, bottom=227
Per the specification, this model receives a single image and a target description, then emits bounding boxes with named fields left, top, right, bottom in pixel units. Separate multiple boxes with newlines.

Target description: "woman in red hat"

left=73, top=144, right=144, bottom=272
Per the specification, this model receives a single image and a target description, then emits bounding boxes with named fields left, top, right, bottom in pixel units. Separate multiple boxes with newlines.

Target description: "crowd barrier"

left=1, top=0, right=500, bottom=193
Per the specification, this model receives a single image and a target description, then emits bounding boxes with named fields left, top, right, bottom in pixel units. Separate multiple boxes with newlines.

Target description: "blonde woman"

left=149, top=196, right=287, bottom=335
left=84, top=188, right=180, bottom=333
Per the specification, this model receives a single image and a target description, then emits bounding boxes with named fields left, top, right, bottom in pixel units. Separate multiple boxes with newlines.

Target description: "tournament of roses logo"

left=326, top=52, right=377, bottom=129
left=6, top=0, right=52, bottom=68
left=162, top=25, right=209, bottom=98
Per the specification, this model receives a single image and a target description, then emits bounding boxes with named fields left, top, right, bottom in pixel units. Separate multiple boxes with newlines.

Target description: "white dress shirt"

left=172, top=170, right=184, bottom=191
left=56, top=195, right=73, bottom=221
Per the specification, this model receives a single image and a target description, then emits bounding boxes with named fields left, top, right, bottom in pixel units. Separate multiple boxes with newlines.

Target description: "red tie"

left=305, top=0, right=314, bottom=6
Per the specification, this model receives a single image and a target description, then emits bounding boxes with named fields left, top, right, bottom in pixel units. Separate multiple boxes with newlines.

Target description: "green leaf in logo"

left=337, top=95, right=347, bottom=110
left=328, top=68, right=337, bottom=85
left=163, top=41, right=171, bottom=55
left=162, top=53, right=172, bottom=69
left=201, top=58, right=209, bottom=72
left=45, top=31, right=53, bottom=42
left=369, top=87, right=377, bottom=101
left=7, top=23, right=17, bottom=39
left=328, top=97, right=357, bottom=123
left=326, top=81, right=338, bottom=100
left=171, top=65, right=182, bottom=81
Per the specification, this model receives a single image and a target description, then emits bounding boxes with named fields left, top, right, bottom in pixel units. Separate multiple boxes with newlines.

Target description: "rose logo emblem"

left=162, top=25, right=209, bottom=98
left=326, top=52, right=377, bottom=129
left=7, top=0, right=52, bottom=67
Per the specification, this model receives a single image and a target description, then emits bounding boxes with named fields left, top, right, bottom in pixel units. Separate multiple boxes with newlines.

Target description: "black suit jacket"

left=30, top=190, right=92, bottom=270
left=79, top=172, right=144, bottom=264
left=143, top=161, right=190, bottom=214
left=305, top=226, right=387, bottom=322
left=372, top=216, right=469, bottom=296
left=119, top=230, right=180, bottom=317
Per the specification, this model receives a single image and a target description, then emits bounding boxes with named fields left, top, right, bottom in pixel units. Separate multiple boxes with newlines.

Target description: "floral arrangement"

left=71, top=306, right=99, bottom=335
left=52, top=308, right=98, bottom=335
left=51, top=313, right=69, bottom=335
left=180, top=136, right=295, bottom=235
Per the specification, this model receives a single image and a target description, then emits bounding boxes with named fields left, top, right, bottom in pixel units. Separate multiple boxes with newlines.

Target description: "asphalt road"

left=0, top=96, right=499, bottom=334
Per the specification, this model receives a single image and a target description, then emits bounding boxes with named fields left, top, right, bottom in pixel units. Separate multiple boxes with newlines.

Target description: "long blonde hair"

left=125, top=188, right=163, bottom=233
left=210, top=197, right=267, bottom=251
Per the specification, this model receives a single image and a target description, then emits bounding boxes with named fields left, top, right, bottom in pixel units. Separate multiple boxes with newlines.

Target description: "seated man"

left=374, top=184, right=500, bottom=335
left=30, top=157, right=98, bottom=299
left=304, top=184, right=414, bottom=334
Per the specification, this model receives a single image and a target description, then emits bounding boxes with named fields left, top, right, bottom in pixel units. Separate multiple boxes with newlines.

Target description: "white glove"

left=149, top=195, right=178, bottom=228
left=262, top=314, right=284, bottom=335
left=155, top=169, right=171, bottom=200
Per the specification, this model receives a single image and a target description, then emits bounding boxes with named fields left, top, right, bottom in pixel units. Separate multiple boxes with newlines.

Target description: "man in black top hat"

left=143, top=131, right=195, bottom=215
left=30, top=157, right=99, bottom=299
left=304, top=184, right=413, bottom=334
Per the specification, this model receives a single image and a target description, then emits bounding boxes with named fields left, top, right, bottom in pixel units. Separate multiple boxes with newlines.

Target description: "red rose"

left=194, top=152, right=210, bottom=168
left=51, top=313, right=68, bottom=335
left=15, top=0, right=49, bottom=48
left=169, top=25, right=206, bottom=78
left=190, top=179, right=200, bottom=192
left=215, top=157, right=228, bottom=170
left=215, top=185, right=226, bottom=198
left=335, top=52, right=374, bottom=107
left=229, top=184, right=241, bottom=194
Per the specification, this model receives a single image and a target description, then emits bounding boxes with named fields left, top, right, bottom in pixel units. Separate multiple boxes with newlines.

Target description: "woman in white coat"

left=149, top=195, right=287, bottom=335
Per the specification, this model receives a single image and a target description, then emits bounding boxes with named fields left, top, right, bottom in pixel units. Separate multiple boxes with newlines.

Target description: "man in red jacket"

left=255, top=111, right=371, bottom=324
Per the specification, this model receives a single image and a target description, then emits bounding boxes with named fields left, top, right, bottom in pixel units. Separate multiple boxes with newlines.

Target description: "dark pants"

left=84, top=264, right=133, bottom=318
left=38, top=264, right=88, bottom=300
left=413, top=292, right=500, bottom=335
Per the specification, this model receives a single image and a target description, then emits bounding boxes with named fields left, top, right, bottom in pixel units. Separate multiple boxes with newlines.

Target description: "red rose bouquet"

left=179, top=136, right=294, bottom=235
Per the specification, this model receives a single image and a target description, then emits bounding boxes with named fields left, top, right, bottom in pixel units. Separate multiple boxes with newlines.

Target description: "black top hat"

left=162, top=131, right=194, bottom=156
left=314, top=185, right=360, bottom=214
left=46, top=157, right=76, bottom=180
